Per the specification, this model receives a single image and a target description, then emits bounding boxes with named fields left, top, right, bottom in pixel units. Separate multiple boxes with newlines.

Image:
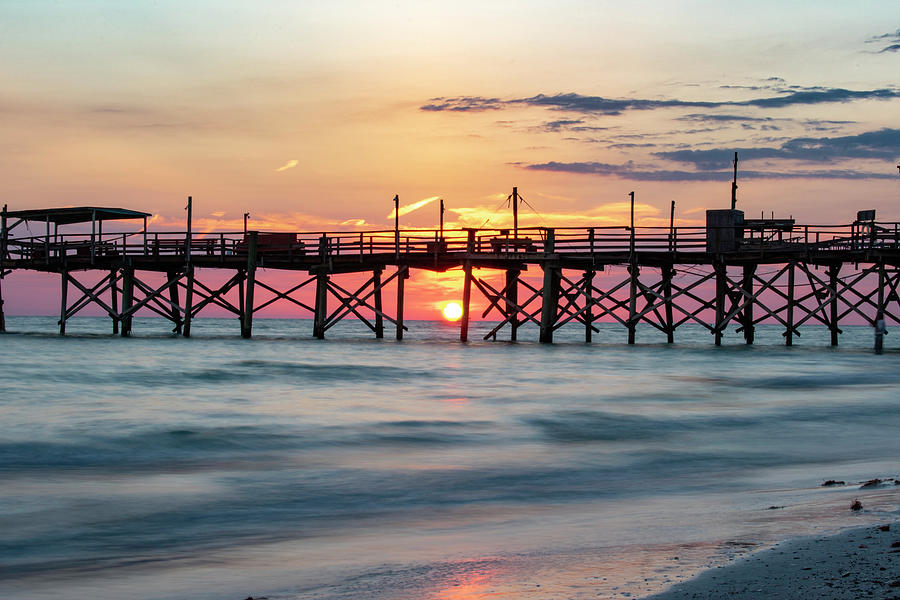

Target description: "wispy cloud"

left=275, top=159, right=299, bottom=172
left=678, top=114, right=779, bottom=123
left=388, top=195, right=441, bottom=219
left=420, top=96, right=503, bottom=112
left=866, top=29, right=900, bottom=53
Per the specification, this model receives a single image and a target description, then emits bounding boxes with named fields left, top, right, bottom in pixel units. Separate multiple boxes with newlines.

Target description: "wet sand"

left=644, top=521, right=900, bottom=600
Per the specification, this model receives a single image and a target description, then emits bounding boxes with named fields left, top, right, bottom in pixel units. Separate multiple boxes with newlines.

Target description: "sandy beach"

left=645, top=519, right=900, bottom=600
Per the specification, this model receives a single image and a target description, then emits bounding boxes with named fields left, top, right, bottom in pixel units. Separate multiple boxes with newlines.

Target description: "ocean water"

left=1, top=317, right=899, bottom=600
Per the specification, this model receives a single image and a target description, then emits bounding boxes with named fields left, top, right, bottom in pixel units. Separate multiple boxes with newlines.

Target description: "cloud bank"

left=421, top=88, right=900, bottom=116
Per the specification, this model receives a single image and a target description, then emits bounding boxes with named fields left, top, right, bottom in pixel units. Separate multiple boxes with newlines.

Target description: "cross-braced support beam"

left=312, top=266, right=409, bottom=339
left=474, top=271, right=543, bottom=341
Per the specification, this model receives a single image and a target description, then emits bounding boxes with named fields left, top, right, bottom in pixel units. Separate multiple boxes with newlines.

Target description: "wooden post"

left=714, top=263, right=726, bottom=346
left=241, top=231, right=257, bottom=339
left=183, top=265, right=194, bottom=338
left=394, top=194, right=400, bottom=260
left=396, top=267, right=407, bottom=341
left=238, top=272, right=245, bottom=330
left=439, top=199, right=445, bottom=240
left=167, top=271, right=182, bottom=335
left=185, top=196, right=193, bottom=263
left=460, top=229, right=475, bottom=342
left=0, top=274, right=5, bottom=334
left=828, top=264, right=840, bottom=346
left=0, top=204, right=6, bottom=333
left=876, top=262, right=886, bottom=354
left=461, top=263, right=473, bottom=342
left=512, top=187, right=519, bottom=239
left=59, top=270, right=68, bottom=335
left=629, top=191, right=636, bottom=259
left=627, top=264, right=638, bottom=344
left=785, top=262, right=795, bottom=346
left=584, top=269, right=594, bottom=343
left=506, top=269, right=519, bottom=341
left=313, top=270, right=328, bottom=339
left=90, top=209, right=96, bottom=265
left=539, top=228, right=557, bottom=344
left=110, top=268, right=119, bottom=334
left=669, top=200, right=675, bottom=252
left=731, top=152, right=739, bottom=210
left=373, top=269, right=384, bottom=339
left=121, top=267, right=134, bottom=336
left=662, top=264, right=674, bottom=343
left=742, top=264, right=755, bottom=344
left=627, top=199, right=639, bottom=345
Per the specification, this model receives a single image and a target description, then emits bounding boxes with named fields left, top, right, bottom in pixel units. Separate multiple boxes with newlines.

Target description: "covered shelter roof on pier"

left=2, top=206, right=152, bottom=236
left=3, top=207, right=151, bottom=226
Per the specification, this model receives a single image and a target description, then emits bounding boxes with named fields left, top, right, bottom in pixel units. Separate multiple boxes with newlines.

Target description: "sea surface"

left=1, top=317, right=899, bottom=600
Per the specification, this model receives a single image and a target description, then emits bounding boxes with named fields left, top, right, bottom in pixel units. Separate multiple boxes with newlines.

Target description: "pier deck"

left=2, top=205, right=899, bottom=350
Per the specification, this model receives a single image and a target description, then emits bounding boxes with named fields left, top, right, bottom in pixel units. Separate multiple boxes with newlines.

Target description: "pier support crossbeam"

left=475, top=274, right=542, bottom=341
left=317, top=266, right=409, bottom=338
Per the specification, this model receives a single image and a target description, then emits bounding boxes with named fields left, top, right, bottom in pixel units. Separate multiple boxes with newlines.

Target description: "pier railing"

left=5, top=222, right=900, bottom=265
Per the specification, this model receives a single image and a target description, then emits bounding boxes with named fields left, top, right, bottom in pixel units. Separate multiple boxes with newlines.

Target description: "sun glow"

left=442, top=301, right=463, bottom=321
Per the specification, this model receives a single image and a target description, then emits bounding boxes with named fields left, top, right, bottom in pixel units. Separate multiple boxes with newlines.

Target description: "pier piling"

left=241, top=232, right=257, bottom=339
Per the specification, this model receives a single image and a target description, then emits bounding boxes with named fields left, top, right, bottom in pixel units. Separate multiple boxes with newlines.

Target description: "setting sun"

left=442, top=301, right=463, bottom=321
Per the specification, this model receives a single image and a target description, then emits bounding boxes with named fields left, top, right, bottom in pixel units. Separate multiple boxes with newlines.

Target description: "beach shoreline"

left=642, top=517, right=900, bottom=600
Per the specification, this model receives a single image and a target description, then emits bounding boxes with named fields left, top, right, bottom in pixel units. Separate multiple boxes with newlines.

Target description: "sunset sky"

left=2, top=1, right=899, bottom=319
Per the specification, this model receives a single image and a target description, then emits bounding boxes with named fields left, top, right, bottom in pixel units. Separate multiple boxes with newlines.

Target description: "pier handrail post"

left=466, top=228, right=476, bottom=253
left=318, top=234, right=328, bottom=261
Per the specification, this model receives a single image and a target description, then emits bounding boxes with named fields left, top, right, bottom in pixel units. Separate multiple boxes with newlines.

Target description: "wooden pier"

left=2, top=200, right=899, bottom=350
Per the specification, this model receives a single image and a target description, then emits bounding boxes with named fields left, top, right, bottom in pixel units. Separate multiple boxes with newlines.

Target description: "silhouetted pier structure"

left=2, top=200, right=899, bottom=350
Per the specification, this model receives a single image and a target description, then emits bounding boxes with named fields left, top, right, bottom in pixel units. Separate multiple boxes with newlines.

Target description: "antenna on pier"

left=731, top=152, right=739, bottom=210
left=393, top=194, right=400, bottom=259
left=439, top=198, right=445, bottom=240
left=512, top=187, right=519, bottom=238
left=185, top=196, right=193, bottom=267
